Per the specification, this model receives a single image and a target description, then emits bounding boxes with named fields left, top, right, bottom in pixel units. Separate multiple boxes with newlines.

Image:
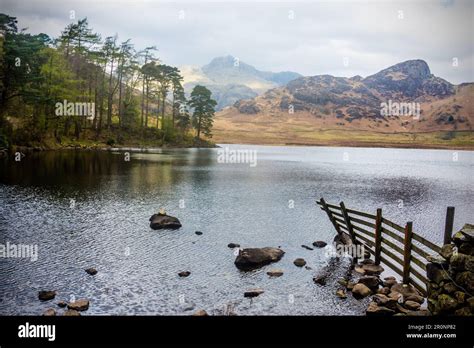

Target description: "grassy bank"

left=212, top=128, right=474, bottom=150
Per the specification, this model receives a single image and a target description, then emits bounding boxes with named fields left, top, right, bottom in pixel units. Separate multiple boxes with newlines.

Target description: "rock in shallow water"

left=234, top=247, right=285, bottom=270
left=293, top=258, right=306, bottom=267
left=244, top=288, right=264, bottom=298
left=38, top=291, right=56, bottom=301
left=67, top=299, right=89, bottom=311
left=312, top=241, right=327, bottom=248
left=267, top=269, right=284, bottom=277
left=178, top=271, right=191, bottom=277
left=85, top=268, right=97, bottom=275
left=149, top=213, right=182, bottom=230
left=42, top=308, right=56, bottom=316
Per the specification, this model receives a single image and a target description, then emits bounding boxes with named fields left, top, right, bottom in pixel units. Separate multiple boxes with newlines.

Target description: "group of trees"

left=0, top=14, right=217, bottom=148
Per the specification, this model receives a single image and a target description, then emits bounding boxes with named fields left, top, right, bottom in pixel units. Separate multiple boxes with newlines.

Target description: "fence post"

left=340, top=202, right=355, bottom=242
left=402, top=221, right=413, bottom=285
left=320, top=198, right=342, bottom=235
left=374, top=208, right=382, bottom=265
left=444, top=207, right=455, bottom=245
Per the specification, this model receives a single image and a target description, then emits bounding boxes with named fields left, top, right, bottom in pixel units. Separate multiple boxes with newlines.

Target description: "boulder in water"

left=234, top=247, right=285, bottom=270
left=149, top=213, right=182, bottom=230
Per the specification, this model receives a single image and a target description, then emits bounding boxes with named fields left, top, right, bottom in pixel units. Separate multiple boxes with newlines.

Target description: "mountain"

left=214, top=60, right=473, bottom=147
left=180, top=55, right=301, bottom=110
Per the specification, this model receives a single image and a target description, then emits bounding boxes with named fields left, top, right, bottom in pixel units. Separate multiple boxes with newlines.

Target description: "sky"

left=2, top=0, right=473, bottom=84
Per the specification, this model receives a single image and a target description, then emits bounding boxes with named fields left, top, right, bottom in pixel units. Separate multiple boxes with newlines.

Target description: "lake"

left=0, top=145, right=473, bottom=315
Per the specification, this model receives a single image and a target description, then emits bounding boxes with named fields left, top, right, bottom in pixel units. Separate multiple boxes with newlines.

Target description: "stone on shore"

left=357, top=276, right=380, bottom=289
left=38, top=291, right=56, bottom=301
left=63, top=309, right=81, bottom=316
left=352, top=283, right=372, bottom=298
left=405, top=294, right=424, bottom=304
left=366, top=302, right=395, bottom=316
left=361, top=264, right=384, bottom=275
left=377, top=287, right=391, bottom=295
left=404, top=300, right=421, bottom=311
left=336, top=289, right=347, bottom=299
left=372, top=294, right=396, bottom=309
left=234, top=247, right=285, bottom=270
left=149, top=213, right=182, bottom=230
left=391, top=283, right=423, bottom=298
left=382, top=276, right=397, bottom=288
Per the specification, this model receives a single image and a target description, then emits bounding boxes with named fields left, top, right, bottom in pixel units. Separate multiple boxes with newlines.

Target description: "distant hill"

left=213, top=59, right=473, bottom=148
left=181, top=55, right=301, bottom=110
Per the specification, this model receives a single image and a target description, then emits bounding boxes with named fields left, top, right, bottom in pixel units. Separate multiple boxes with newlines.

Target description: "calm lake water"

left=0, top=145, right=473, bottom=315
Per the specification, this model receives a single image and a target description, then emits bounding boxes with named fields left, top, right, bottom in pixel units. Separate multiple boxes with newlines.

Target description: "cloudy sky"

left=3, top=0, right=473, bottom=83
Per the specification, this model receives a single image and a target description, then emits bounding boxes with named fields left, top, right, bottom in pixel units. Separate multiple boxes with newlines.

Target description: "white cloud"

left=2, top=0, right=473, bottom=83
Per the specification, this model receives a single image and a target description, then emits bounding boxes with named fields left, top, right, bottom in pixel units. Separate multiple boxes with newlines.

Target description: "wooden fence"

left=316, top=198, right=455, bottom=295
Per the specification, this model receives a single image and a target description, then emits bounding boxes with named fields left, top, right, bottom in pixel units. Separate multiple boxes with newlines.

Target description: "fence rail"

left=316, top=198, right=455, bottom=296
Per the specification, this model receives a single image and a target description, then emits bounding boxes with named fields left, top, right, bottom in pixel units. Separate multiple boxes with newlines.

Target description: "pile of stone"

left=426, top=223, right=474, bottom=316
left=337, top=259, right=428, bottom=316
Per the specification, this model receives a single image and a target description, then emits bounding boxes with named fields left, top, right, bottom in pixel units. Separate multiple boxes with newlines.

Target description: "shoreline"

left=217, top=141, right=474, bottom=151
left=3, top=140, right=473, bottom=154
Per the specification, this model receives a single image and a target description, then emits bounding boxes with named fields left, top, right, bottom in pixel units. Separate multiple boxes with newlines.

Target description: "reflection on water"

left=0, top=146, right=472, bottom=315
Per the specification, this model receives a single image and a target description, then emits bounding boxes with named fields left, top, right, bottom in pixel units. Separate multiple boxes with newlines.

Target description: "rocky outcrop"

left=427, top=224, right=473, bottom=316
left=234, top=247, right=285, bottom=270
left=234, top=99, right=260, bottom=114
left=149, top=213, right=182, bottom=230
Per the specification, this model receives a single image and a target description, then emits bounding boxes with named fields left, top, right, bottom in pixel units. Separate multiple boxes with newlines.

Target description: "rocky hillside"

left=214, top=60, right=473, bottom=147
left=181, top=55, right=301, bottom=110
